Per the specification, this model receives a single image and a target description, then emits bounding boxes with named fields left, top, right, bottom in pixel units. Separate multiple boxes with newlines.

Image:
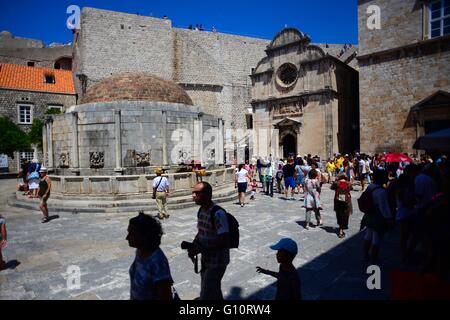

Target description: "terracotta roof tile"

left=0, top=63, right=75, bottom=94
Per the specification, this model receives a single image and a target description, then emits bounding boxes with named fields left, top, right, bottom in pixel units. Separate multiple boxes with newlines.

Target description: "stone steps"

left=8, top=186, right=248, bottom=214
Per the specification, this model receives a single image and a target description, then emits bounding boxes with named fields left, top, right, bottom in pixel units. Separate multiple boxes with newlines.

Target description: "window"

left=17, top=104, right=33, bottom=124
left=27, top=61, right=35, bottom=67
left=429, top=0, right=450, bottom=38
left=19, top=151, right=34, bottom=163
left=44, top=74, right=55, bottom=84
left=276, top=63, right=298, bottom=88
left=47, top=104, right=63, bottom=114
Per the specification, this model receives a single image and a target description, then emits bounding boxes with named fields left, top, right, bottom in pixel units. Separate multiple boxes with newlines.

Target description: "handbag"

left=152, top=177, right=163, bottom=199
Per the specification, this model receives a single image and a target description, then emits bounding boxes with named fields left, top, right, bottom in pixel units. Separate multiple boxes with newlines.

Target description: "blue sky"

left=1, top=0, right=358, bottom=46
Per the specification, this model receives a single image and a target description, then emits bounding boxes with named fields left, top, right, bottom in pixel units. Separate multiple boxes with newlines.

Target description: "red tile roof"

left=0, top=63, right=75, bottom=94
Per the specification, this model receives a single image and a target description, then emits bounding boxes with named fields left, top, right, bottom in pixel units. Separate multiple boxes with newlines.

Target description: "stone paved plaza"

left=0, top=178, right=401, bottom=300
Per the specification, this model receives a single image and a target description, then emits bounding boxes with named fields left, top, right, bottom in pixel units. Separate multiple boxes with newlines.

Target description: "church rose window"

left=277, top=63, right=298, bottom=87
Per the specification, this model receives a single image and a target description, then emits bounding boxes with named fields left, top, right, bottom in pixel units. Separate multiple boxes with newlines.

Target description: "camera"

left=181, top=241, right=194, bottom=250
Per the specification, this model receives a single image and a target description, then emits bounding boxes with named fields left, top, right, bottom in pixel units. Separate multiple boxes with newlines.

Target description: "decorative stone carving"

left=90, top=152, right=104, bottom=168
left=59, top=153, right=70, bottom=168
left=205, top=147, right=215, bottom=162
left=134, top=151, right=151, bottom=167
left=177, top=148, right=192, bottom=164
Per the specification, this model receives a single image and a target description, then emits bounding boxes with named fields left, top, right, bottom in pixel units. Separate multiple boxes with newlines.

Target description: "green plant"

left=28, top=118, right=44, bottom=149
left=0, top=117, right=30, bottom=158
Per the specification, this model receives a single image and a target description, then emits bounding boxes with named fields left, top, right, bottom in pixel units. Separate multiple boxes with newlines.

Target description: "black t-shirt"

left=276, top=266, right=302, bottom=300
left=283, top=164, right=295, bottom=178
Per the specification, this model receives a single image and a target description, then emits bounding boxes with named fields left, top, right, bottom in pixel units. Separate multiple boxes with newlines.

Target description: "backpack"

left=335, top=180, right=350, bottom=203
left=198, top=205, right=240, bottom=249
left=357, top=186, right=381, bottom=215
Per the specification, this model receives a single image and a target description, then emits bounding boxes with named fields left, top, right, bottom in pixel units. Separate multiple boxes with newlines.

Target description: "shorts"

left=284, top=176, right=296, bottom=189
left=237, top=182, right=247, bottom=193
left=359, top=173, right=368, bottom=181
left=296, top=177, right=304, bottom=186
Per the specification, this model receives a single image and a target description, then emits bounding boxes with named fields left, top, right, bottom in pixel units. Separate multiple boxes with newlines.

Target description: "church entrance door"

left=282, top=134, right=297, bottom=159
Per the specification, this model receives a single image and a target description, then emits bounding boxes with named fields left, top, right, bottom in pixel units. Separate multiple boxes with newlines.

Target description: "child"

left=126, top=211, right=176, bottom=300
left=256, top=238, right=302, bottom=300
left=0, top=214, right=7, bottom=271
left=250, top=179, right=258, bottom=200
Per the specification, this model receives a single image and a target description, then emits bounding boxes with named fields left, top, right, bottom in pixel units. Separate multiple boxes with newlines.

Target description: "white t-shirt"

left=236, top=169, right=249, bottom=183
left=359, top=160, right=367, bottom=174
left=153, top=176, right=170, bottom=192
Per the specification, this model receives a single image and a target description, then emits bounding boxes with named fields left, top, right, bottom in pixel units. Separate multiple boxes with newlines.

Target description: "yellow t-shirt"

left=326, top=162, right=335, bottom=172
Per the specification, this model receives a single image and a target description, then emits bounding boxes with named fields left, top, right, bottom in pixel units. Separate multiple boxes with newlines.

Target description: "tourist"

left=38, top=167, right=52, bottom=223
left=0, top=214, right=7, bottom=271
left=27, top=159, right=41, bottom=198
left=127, top=211, right=175, bottom=300
left=325, top=158, right=335, bottom=184
left=394, top=164, right=418, bottom=262
left=330, top=173, right=353, bottom=238
left=19, top=158, right=29, bottom=194
left=358, top=155, right=368, bottom=191
left=283, top=159, right=296, bottom=200
left=256, top=157, right=265, bottom=192
left=275, top=164, right=284, bottom=194
left=250, top=179, right=258, bottom=200
left=256, top=238, right=302, bottom=300
left=235, top=164, right=251, bottom=207
left=265, top=162, right=274, bottom=197
left=153, top=168, right=170, bottom=220
left=361, top=169, right=394, bottom=264
left=294, top=157, right=305, bottom=195
left=304, top=169, right=322, bottom=230
left=188, top=182, right=230, bottom=300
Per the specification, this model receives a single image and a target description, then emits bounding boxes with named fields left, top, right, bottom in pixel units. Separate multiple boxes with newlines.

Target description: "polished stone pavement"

left=0, top=178, right=401, bottom=300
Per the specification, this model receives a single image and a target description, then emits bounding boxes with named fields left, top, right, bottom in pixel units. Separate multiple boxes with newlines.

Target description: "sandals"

left=41, top=217, right=50, bottom=223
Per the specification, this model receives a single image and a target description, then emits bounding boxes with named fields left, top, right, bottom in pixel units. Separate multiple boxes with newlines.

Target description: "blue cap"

left=436, top=157, right=446, bottom=166
left=270, top=238, right=298, bottom=256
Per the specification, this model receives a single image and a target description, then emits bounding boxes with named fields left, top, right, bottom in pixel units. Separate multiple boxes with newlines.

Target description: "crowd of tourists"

left=1, top=151, right=448, bottom=300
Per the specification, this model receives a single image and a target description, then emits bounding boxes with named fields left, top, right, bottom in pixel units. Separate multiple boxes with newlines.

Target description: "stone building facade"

left=251, top=29, right=359, bottom=160
left=0, top=31, right=72, bottom=70
left=73, top=7, right=358, bottom=161
left=358, top=0, right=450, bottom=154
left=0, top=63, right=76, bottom=172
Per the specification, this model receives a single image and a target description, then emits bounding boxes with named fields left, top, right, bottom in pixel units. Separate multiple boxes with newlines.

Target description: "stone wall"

left=0, top=88, right=76, bottom=173
left=74, top=7, right=269, bottom=132
left=0, top=88, right=77, bottom=128
left=358, top=0, right=425, bottom=56
left=0, top=32, right=44, bottom=49
left=359, top=46, right=450, bottom=154
left=50, top=101, right=222, bottom=176
left=358, top=0, right=450, bottom=154
left=75, top=8, right=175, bottom=84
left=0, top=46, right=73, bottom=69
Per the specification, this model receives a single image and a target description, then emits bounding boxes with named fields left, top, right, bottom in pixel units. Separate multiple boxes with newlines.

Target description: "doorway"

left=282, top=134, right=296, bottom=159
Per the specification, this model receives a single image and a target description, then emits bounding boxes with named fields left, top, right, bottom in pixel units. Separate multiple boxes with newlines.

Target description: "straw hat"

left=154, top=168, right=163, bottom=174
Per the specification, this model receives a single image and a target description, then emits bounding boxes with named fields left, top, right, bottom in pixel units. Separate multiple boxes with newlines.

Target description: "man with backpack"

left=187, top=182, right=238, bottom=300
left=359, top=169, right=394, bottom=264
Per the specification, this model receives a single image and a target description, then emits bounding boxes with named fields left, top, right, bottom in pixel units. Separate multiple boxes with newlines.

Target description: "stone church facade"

left=251, top=29, right=359, bottom=160
left=358, top=0, right=450, bottom=154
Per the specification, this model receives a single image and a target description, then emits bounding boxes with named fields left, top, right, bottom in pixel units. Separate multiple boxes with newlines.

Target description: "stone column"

left=162, top=111, right=168, bottom=166
left=114, top=110, right=124, bottom=174
left=217, top=118, right=224, bottom=165
left=197, top=113, right=204, bottom=166
left=42, top=122, right=48, bottom=167
left=70, top=112, right=79, bottom=174
left=47, top=117, right=54, bottom=170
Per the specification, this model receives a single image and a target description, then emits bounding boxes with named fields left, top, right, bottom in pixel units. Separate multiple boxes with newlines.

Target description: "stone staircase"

left=8, top=184, right=246, bottom=214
